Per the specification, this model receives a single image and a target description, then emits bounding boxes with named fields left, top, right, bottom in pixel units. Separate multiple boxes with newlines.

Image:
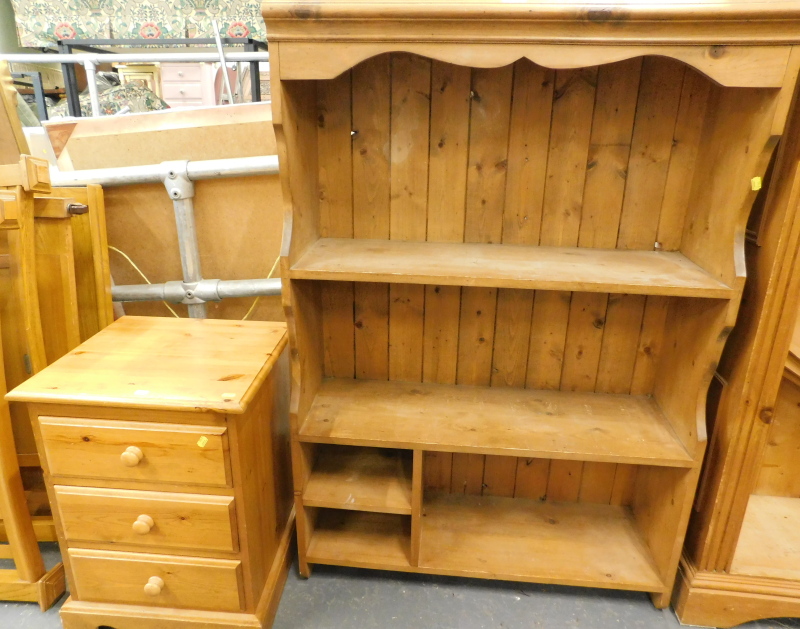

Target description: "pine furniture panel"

left=7, top=317, right=294, bottom=629
left=729, top=495, right=800, bottom=582
left=303, top=446, right=412, bottom=514
left=420, top=494, right=663, bottom=591
left=672, top=40, right=800, bottom=627
left=68, top=548, right=244, bottom=612
left=54, top=486, right=238, bottom=553
left=292, top=239, right=733, bottom=296
left=300, top=378, right=693, bottom=466
left=267, top=0, right=796, bottom=610
left=306, top=510, right=412, bottom=569
left=37, top=417, right=231, bottom=487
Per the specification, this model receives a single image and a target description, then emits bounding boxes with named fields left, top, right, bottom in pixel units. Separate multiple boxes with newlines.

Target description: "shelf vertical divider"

left=411, top=449, right=423, bottom=567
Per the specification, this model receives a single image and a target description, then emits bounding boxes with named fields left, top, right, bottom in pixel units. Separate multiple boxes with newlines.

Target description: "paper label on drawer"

left=197, top=436, right=209, bottom=448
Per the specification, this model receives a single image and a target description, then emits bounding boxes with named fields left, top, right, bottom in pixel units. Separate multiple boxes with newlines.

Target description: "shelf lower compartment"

left=730, top=494, right=800, bottom=581
left=304, top=496, right=665, bottom=593
left=299, top=379, right=694, bottom=467
left=289, top=238, right=733, bottom=298
left=418, top=494, right=664, bottom=592
left=303, top=446, right=413, bottom=514
left=306, top=510, right=412, bottom=570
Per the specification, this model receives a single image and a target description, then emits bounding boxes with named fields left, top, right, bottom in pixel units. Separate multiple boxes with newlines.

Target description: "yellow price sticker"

left=751, top=176, right=763, bottom=191
left=197, top=436, right=209, bottom=448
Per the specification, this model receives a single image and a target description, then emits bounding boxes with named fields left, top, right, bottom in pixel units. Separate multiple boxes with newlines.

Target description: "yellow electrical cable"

left=108, top=246, right=181, bottom=318
left=242, top=255, right=281, bottom=321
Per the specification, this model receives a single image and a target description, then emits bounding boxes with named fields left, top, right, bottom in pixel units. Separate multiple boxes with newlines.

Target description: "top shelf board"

left=290, top=239, right=733, bottom=298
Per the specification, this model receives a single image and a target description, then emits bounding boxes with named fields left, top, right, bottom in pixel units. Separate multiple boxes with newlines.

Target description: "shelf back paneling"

left=318, top=53, right=717, bottom=251
left=307, top=52, right=760, bottom=507
left=319, top=281, right=672, bottom=505
left=755, top=378, right=800, bottom=497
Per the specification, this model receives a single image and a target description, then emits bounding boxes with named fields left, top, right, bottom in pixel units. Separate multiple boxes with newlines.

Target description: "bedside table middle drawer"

left=55, top=486, right=238, bottom=553
left=39, top=416, right=230, bottom=487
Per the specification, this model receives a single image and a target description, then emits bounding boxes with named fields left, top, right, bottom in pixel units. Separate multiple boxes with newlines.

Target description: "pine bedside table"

left=6, top=316, right=293, bottom=629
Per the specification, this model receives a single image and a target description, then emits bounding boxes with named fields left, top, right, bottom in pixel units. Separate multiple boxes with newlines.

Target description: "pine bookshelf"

left=263, top=0, right=800, bottom=608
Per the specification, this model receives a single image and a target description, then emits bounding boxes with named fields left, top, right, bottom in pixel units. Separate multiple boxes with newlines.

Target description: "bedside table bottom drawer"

left=68, top=548, right=244, bottom=612
left=55, top=486, right=238, bottom=553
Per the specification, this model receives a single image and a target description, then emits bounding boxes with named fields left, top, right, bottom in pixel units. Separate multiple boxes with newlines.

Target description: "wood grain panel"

left=565, top=62, right=643, bottom=508
left=657, top=68, right=712, bottom=251
left=454, top=65, right=513, bottom=492
left=756, top=379, right=800, bottom=497
left=310, top=57, right=712, bottom=514
left=422, top=60, right=471, bottom=487
left=528, top=68, right=597, bottom=404
left=353, top=55, right=391, bottom=381
left=538, top=68, right=598, bottom=502
left=318, top=73, right=356, bottom=379
left=389, top=54, right=431, bottom=383
left=55, top=486, right=237, bottom=552
left=68, top=548, right=243, bottom=612
left=39, top=416, right=230, bottom=487
left=617, top=57, right=686, bottom=251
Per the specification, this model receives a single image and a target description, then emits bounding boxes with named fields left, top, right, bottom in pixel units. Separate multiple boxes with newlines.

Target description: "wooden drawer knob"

left=143, top=576, right=164, bottom=596
left=132, top=514, right=154, bottom=535
left=120, top=446, right=143, bottom=467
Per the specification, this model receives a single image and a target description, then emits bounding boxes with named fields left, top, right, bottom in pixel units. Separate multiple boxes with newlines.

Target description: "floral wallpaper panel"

left=10, top=0, right=266, bottom=48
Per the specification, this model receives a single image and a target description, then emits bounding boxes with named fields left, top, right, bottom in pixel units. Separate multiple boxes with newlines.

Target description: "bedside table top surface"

left=6, top=316, right=288, bottom=414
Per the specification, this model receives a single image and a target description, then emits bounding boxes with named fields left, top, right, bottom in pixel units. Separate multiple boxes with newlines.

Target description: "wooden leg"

left=0, top=319, right=44, bottom=583
left=649, top=590, right=670, bottom=610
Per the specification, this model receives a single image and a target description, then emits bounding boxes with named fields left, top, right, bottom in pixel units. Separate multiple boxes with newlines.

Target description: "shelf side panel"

left=681, top=83, right=780, bottom=291
left=632, top=465, right=702, bottom=606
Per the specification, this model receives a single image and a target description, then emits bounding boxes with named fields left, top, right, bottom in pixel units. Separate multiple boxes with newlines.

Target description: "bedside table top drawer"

left=39, top=417, right=230, bottom=487
left=68, top=548, right=243, bottom=612
left=161, top=63, right=203, bottom=83
left=55, top=486, right=238, bottom=553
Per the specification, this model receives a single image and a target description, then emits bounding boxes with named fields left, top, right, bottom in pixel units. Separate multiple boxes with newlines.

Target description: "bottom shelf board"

left=306, top=510, right=412, bottom=570
left=419, top=495, right=665, bottom=592
left=305, top=496, right=665, bottom=592
left=730, top=494, right=800, bottom=581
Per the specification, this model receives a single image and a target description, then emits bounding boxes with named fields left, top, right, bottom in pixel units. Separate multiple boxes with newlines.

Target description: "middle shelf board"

left=299, top=379, right=695, bottom=467
left=290, top=238, right=734, bottom=298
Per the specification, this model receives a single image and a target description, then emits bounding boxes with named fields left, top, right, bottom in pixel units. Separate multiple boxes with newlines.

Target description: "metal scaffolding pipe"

left=49, top=155, right=279, bottom=187
left=216, top=278, right=283, bottom=299
left=212, top=20, right=235, bottom=105
left=83, top=60, right=101, bottom=117
left=112, top=278, right=282, bottom=303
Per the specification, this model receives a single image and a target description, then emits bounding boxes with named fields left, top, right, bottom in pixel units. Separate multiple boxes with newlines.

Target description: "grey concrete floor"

left=2, top=544, right=800, bottom=628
